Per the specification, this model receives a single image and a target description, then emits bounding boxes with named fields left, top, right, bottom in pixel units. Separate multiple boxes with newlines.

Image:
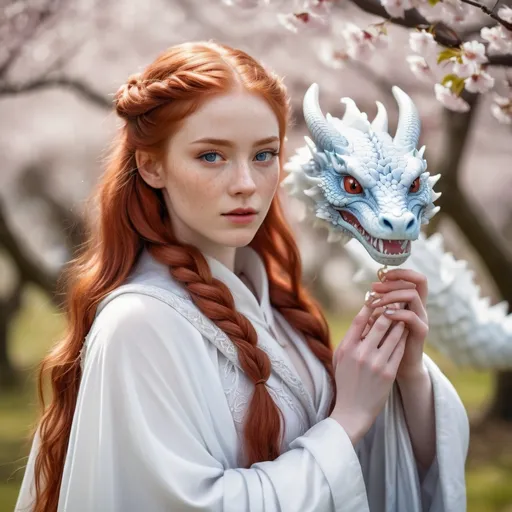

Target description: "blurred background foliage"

left=1, top=0, right=512, bottom=510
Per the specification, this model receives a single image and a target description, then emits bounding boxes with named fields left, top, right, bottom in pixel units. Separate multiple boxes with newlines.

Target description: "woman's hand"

left=365, top=268, right=429, bottom=380
left=330, top=304, right=407, bottom=445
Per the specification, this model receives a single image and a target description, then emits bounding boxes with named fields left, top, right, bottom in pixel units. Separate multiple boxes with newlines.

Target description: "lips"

left=223, top=208, right=257, bottom=216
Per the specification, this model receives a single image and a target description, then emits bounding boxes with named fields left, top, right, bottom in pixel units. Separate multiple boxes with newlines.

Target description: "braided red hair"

left=32, top=41, right=336, bottom=512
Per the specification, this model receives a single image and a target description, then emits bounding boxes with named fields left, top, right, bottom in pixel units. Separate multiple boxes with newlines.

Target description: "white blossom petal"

left=434, top=83, right=471, bottom=112
left=406, top=55, right=434, bottom=82
left=491, top=103, right=512, bottom=124
left=409, top=30, right=437, bottom=56
left=461, top=40, right=488, bottom=64
left=481, top=26, right=511, bottom=54
left=497, top=6, right=512, bottom=23
left=379, top=0, right=412, bottom=18
left=464, top=72, right=495, bottom=93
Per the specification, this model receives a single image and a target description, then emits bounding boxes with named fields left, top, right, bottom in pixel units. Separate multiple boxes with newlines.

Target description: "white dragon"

left=283, top=83, right=512, bottom=370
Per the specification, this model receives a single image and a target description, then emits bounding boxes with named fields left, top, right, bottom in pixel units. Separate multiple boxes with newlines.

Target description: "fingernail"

left=384, top=309, right=395, bottom=314
left=371, top=298, right=381, bottom=305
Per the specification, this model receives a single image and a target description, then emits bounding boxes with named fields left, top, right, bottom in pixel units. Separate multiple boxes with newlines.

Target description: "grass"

left=1, top=287, right=511, bottom=511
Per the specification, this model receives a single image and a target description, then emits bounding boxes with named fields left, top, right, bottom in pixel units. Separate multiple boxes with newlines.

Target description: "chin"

left=215, top=228, right=259, bottom=248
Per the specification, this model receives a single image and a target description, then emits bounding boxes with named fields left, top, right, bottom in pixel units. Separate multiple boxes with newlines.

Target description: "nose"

left=378, top=212, right=418, bottom=238
left=228, top=164, right=257, bottom=196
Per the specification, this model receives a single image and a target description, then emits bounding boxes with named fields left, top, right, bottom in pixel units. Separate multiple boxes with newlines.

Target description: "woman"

left=15, top=41, right=468, bottom=512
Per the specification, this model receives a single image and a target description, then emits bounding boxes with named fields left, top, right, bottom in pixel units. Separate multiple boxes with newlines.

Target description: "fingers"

left=361, top=307, right=384, bottom=338
left=375, top=321, right=406, bottom=362
left=360, top=314, right=394, bottom=351
left=371, top=280, right=416, bottom=294
left=383, top=308, right=428, bottom=340
left=387, top=328, right=407, bottom=373
left=379, top=268, right=428, bottom=304
left=367, top=289, right=427, bottom=323
left=344, top=305, right=375, bottom=345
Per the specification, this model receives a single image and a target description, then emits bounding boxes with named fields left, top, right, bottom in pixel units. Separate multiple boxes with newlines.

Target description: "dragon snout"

left=377, top=212, right=418, bottom=239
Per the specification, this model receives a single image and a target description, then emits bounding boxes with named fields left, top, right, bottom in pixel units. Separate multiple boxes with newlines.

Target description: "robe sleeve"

left=355, top=354, right=469, bottom=512
left=16, top=293, right=370, bottom=512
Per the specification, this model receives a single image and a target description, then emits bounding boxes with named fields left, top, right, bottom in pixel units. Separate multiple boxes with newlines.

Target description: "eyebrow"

left=191, top=136, right=280, bottom=147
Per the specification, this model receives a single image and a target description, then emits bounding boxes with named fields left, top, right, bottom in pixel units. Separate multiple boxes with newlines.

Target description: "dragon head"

left=283, top=83, right=441, bottom=266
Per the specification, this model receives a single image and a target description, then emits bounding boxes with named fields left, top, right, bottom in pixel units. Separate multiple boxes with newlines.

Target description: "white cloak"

left=15, top=247, right=469, bottom=512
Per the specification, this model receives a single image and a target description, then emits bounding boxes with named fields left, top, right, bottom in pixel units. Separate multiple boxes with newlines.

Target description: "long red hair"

left=32, top=40, right=336, bottom=512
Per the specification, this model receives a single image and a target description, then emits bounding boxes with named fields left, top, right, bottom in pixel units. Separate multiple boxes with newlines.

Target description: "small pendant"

left=377, top=265, right=389, bottom=282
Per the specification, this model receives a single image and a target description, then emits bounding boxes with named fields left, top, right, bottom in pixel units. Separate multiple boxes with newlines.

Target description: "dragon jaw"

left=283, top=83, right=441, bottom=266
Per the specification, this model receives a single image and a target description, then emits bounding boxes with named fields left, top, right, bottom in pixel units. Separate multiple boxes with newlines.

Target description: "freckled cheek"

left=166, top=169, right=224, bottom=215
left=258, top=167, right=280, bottom=200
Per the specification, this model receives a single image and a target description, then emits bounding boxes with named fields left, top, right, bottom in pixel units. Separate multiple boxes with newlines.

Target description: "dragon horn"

left=371, top=101, right=388, bottom=132
left=303, top=83, right=348, bottom=154
left=392, top=86, right=420, bottom=152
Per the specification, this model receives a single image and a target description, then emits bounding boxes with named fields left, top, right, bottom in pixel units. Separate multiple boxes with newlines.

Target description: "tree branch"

left=0, top=199, right=59, bottom=298
left=487, top=53, right=512, bottom=66
left=349, top=0, right=461, bottom=46
left=0, top=77, right=111, bottom=109
left=458, top=0, right=512, bottom=31
left=348, top=0, right=512, bottom=67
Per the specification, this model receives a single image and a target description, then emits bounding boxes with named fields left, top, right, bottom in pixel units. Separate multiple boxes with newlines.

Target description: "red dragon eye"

left=410, top=177, right=420, bottom=193
left=343, top=176, right=363, bottom=194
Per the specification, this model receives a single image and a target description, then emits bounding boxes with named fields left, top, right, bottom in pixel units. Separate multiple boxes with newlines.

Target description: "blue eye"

left=200, top=152, right=221, bottom=163
left=255, top=151, right=277, bottom=162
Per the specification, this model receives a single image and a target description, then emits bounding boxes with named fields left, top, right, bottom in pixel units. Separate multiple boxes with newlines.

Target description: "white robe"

left=15, top=247, right=469, bottom=512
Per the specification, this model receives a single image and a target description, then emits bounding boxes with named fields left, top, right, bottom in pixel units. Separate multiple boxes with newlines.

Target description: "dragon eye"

left=410, top=177, right=421, bottom=193
left=343, top=176, right=363, bottom=194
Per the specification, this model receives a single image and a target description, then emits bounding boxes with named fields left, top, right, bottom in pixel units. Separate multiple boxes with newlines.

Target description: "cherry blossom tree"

left=223, top=0, right=512, bottom=124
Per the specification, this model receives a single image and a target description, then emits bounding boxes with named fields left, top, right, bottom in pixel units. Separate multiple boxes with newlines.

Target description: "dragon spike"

left=340, top=97, right=370, bottom=132
left=304, top=136, right=317, bottom=157
left=428, top=173, right=442, bottom=187
left=371, top=101, right=388, bottom=132
left=424, top=205, right=441, bottom=221
left=392, top=86, right=421, bottom=152
left=303, top=83, right=349, bottom=154
left=431, top=191, right=442, bottom=202
left=418, top=145, right=426, bottom=157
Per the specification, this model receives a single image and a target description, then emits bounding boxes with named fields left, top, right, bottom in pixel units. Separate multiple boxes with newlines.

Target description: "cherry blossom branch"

left=458, top=0, right=512, bottom=32
left=0, top=77, right=111, bottom=109
left=349, top=0, right=461, bottom=46
left=348, top=0, right=512, bottom=67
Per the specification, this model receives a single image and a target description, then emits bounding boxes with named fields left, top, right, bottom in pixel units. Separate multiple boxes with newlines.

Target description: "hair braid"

left=127, top=176, right=284, bottom=466
left=32, top=41, right=335, bottom=511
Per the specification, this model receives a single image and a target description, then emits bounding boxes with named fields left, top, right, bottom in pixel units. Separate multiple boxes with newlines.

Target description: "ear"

left=135, top=150, right=166, bottom=189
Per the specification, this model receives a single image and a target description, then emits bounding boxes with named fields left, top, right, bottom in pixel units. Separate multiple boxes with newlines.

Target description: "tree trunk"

left=0, top=287, right=22, bottom=389
left=430, top=94, right=512, bottom=421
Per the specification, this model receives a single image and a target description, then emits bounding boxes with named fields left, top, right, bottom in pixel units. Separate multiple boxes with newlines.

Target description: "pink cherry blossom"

left=406, top=55, right=434, bottom=82
left=409, top=30, right=437, bottom=56
left=481, top=26, right=511, bottom=54
left=380, top=0, right=412, bottom=18
left=434, top=83, right=471, bottom=112
left=461, top=40, right=488, bottom=65
left=305, top=0, right=335, bottom=15
left=497, top=6, right=512, bottom=23
left=464, top=71, right=495, bottom=93
left=277, top=11, right=329, bottom=33
left=342, top=23, right=377, bottom=60
left=491, top=102, right=512, bottom=124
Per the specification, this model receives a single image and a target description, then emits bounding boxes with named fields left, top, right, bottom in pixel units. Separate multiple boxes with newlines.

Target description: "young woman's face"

left=160, top=91, right=281, bottom=262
